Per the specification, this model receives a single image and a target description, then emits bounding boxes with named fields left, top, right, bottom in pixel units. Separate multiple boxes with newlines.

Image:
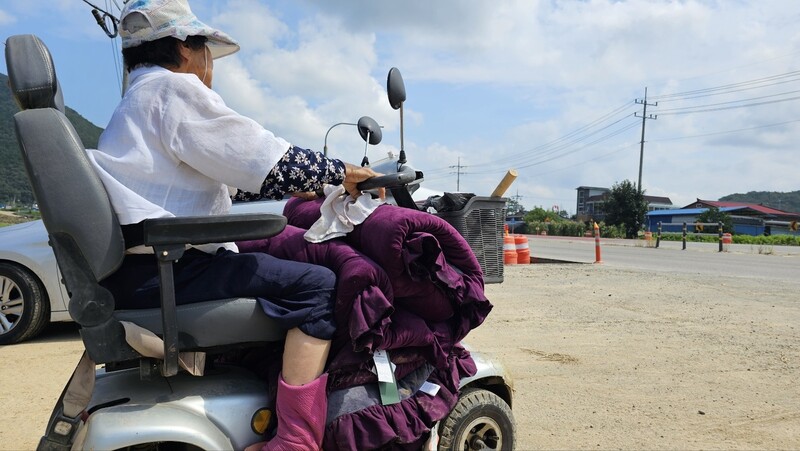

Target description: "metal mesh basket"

left=434, top=196, right=507, bottom=284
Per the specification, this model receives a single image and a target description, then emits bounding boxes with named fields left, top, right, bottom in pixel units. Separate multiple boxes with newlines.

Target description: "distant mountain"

left=719, top=191, right=800, bottom=214
left=1, top=72, right=104, bottom=205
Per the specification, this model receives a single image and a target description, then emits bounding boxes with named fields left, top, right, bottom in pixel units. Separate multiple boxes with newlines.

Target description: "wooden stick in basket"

left=490, top=169, right=518, bottom=197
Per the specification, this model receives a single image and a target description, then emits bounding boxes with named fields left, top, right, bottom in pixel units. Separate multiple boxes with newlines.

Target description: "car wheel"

left=438, top=388, right=515, bottom=451
left=0, top=262, right=50, bottom=345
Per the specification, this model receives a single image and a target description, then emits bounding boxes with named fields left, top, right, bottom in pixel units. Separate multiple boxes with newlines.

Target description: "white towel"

left=304, top=184, right=384, bottom=243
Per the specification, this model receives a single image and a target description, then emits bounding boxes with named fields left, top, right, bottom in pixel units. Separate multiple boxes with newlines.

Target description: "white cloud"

left=0, top=9, right=15, bottom=26
left=212, top=0, right=289, bottom=54
left=56, top=0, right=797, bottom=212
left=210, top=2, right=402, bottom=161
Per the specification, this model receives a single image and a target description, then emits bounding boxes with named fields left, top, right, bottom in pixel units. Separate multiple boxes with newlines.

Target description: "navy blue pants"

left=101, top=248, right=337, bottom=340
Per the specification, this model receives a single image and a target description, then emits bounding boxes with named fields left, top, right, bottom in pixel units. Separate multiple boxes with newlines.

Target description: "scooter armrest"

left=142, top=213, right=287, bottom=247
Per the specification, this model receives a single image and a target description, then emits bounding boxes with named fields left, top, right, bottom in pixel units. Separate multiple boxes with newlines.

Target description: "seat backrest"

left=13, top=110, right=125, bottom=320
left=5, top=34, right=65, bottom=112
left=7, top=34, right=132, bottom=360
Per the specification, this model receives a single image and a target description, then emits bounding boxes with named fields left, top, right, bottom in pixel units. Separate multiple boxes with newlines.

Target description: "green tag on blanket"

left=374, top=350, right=400, bottom=405
left=379, top=380, right=401, bottom=405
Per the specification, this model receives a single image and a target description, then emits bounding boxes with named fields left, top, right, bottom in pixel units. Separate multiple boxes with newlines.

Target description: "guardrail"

left=656, top=221, right=726, bottom=252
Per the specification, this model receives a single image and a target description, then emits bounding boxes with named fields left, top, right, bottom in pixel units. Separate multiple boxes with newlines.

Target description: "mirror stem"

left=362, top=131, right=371, bottom=167
left=398, top=105, right=406, bottom=164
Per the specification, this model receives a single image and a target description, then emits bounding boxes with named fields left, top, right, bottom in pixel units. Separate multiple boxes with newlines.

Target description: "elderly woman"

left=86, top=1, right=380, bottom=450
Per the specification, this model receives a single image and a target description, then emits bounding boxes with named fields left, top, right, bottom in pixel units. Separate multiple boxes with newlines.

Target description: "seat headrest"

left=4, top=34, right=65, bottom=112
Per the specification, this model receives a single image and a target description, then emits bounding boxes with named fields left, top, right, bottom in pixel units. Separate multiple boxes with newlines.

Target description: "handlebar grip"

left=356, top=170, right=418, bottom=191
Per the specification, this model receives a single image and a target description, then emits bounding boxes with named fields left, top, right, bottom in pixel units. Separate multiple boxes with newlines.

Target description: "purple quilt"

left=237, top=197, right=494, bottom=449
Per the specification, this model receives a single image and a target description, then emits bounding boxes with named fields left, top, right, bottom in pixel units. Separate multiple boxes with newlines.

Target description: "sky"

left=2, top=0, right=800, bottom=214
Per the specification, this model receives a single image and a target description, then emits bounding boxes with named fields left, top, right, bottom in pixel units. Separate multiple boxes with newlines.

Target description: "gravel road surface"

left=1, top=244, right=798, bottom=450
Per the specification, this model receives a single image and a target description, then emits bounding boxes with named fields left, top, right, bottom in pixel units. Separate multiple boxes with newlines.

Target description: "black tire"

left=438, top=388, right=515, bottom=451
left=0, top=262, right=50, bottom=345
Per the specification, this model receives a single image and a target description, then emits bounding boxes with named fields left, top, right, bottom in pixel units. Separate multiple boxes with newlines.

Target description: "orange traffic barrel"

left=644, top=231, right=654, bottom=248
left=722, top=233, right=732, bottom=252
left=514, top=234, right=530, bottom=264
left=503, top=234, right=517, bottom=265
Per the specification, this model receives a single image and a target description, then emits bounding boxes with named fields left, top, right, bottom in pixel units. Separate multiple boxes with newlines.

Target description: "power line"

left=469, top=120, right=640, bottom=174
left=649, top=117, right=800, bottom=142
left=656, top=94, right=800, bottom=116
left=467, top=112, right=639, bottom=175
left=655, top=75, right=800, bottom=103
left=655, top=87, right=800, bottom=113
left=486, top=101, right=636, bottom=169
left=650, top=70, right=800, bottom=101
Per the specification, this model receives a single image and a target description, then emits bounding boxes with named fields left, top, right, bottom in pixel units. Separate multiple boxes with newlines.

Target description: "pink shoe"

left=254, top=373, right=328, bottom=451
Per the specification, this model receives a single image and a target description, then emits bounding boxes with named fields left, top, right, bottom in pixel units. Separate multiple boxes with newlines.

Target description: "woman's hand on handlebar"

left=343, top=163, right=385, bottom=200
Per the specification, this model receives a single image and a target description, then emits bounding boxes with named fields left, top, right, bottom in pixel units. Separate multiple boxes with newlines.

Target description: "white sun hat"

left=119, top=0, right=239, bottom=59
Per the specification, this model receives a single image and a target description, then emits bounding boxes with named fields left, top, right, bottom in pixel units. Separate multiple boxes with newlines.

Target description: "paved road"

left=523, top=235, right=800, bottom=281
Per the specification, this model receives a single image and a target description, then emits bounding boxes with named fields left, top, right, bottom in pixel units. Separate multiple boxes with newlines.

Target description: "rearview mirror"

left=357, top=116, right=382, bottom=145
left=387, top=67, right=406, bottom=110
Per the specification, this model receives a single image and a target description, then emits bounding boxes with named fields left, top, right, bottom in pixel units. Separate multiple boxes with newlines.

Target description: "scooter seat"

left=114, top=297, right=285, bottom=349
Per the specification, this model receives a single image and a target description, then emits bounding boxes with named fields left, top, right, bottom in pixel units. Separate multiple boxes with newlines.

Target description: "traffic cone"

left=514, top=234, right=530, bottom=264
left=503, top=234, right=517, bottom=265
left=594, top=222, right=602, bottom=264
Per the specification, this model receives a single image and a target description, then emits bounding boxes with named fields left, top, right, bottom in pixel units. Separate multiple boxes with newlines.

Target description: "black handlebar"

left=356, top=170, right=418, bottom=191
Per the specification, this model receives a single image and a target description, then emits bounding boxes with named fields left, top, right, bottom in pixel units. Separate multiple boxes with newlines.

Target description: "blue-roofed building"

left=646, top=199, right=800, bottom=235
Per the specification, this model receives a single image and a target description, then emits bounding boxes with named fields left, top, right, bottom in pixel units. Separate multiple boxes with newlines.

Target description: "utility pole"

left=450, top=157, right=468, bottom=191
left=510, top=190, right=524, bottom=215
left=512, top=190, right=523, bottom=205
left=635, top=88, right=657, bottom=194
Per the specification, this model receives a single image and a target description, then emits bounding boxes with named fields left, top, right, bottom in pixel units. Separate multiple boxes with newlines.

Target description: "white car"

left=0, top=200, right=287, bottom=344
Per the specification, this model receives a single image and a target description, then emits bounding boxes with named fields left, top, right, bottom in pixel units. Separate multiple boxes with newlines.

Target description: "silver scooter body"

left=74, top=350, right=511, bottom=450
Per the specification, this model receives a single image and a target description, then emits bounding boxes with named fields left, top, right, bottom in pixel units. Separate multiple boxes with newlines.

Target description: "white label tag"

left=419, top=381, right=440, bottom=397
left=373, top=350, right=394, bottom=383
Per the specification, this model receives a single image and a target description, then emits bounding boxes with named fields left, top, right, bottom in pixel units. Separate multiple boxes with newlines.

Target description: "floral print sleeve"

left=233, top=146, right=346, bottom=202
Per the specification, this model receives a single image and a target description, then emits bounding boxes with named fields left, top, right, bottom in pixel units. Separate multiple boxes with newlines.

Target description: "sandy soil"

left=477, top=264, right=800, bottom=450
left=1, top=263, right=799, bottom=450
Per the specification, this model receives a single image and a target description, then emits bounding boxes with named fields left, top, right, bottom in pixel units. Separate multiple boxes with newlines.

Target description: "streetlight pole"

left=323, top=122, right=358, bottom=157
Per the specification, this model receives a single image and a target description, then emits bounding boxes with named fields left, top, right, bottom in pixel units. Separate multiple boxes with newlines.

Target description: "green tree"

left=1, top=72, right=103, bottom=205
left=601, top=180, right=647, bottom=239
left=697, top=206, right=734, bottom=235
left=524, top=206, right=564, bottom=223
left=506, top=197, right=525, bottom=216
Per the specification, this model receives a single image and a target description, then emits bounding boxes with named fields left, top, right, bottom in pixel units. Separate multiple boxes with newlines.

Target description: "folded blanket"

left=239, top=226, right=468, bottom=390
left=285, top=198, right=492, bottom=337
left=267, top=198, right=494, bottom=449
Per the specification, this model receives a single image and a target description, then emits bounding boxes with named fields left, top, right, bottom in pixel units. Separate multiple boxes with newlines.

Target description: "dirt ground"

left=1, top=263, right=799, bottom=450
